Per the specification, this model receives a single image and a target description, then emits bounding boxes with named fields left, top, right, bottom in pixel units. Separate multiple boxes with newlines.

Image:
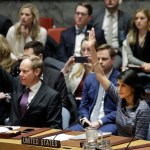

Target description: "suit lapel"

left=14, top=83, right=26, bottom=118
left=43, top=67, right=49, bottom=84
left=92, top=75, right=100, bottom=102
left=99, top=9, right=105, bottom=28
left=70, top=27, right=76, bottom=56
left=118, top=10, right=123, bottom=32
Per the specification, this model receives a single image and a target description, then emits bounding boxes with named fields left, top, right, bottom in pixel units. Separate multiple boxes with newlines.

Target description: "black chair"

left=44, top=57, right=65, bottom=71
left=44, top=35, right=59, bottom=59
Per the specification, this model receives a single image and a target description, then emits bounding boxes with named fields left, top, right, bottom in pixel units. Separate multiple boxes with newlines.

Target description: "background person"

left=57, top=2, right=106, bottom=63
left=0, top=15, right=12, bottom=37
left=123, top=8, right=150, bottom=90
left=69, top=43, right=119, bottom=135
left=0, top=34, right=16, bottom=125
left=6, top=3, right=47, bottom=60
left=92, top=0, right=131, bottom=69
left=0, top=34, right=16, bottom=73
left=62, top=37, right=93, bottom=107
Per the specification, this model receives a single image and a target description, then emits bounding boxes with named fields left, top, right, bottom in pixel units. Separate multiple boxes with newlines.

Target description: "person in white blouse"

left=6, top=3, right=47, bottom=60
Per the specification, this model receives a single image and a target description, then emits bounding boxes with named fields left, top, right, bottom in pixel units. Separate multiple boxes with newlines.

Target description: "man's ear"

left=88, top=15, right=92, bottom=22
left=35, top=68, right=41, bottom=76
left=38, top=54, right=43, bottom=60
left=111, top=56, right=115, bottom=61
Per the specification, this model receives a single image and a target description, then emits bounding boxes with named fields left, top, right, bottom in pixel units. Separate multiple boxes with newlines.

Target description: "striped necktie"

left=106, top=14, right=113, bottom=46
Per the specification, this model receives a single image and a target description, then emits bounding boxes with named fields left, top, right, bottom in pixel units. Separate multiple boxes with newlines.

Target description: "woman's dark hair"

left=118, top=69, right=145, bottom=104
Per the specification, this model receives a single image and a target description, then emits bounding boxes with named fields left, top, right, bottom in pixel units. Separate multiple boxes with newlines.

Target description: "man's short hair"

left=75, top=2, right=92, bottom=16
left=96, top=44, right=117, bottom=58
left=24, top=41, right=44, bottom=56
left=23, top=55, right=44, bottom=76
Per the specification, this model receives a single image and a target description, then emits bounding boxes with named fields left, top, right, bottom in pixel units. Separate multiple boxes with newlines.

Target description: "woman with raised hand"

left=6, top=3, right=47, bottom=60
left=89, top=28, right=150, bottom=140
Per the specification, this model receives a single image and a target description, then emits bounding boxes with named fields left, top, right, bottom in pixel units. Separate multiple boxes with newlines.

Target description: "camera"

left=74, top=56, right=88, bottom=63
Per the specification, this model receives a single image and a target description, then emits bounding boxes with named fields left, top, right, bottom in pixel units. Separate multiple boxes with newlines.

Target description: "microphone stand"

left=124, top=123, right=144, bottom=150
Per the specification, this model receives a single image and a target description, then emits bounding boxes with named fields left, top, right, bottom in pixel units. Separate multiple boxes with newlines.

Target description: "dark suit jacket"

left=57, top=24, right=106, bottom=62
left=0, top=66, right=62, bottom=128
left=92, top=8, right=131, bottom=47
left=0, top=15, right=12, bottom=36
left=43, top=66, right=70, bottom=111
left=11, top=62, right=70, bottom=111
left=79, top=69, right=120, bottom=125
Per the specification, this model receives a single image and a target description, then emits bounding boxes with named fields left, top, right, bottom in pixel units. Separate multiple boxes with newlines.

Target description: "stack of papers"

left=0, top=126, right=20, bottom=133
left=44, top=134, right=74, bottom=141
left=44, top=132, right=111, bottom=141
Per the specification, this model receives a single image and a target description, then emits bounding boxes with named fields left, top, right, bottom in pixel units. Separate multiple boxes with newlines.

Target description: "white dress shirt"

left=102, top=9, right=119, bottom=48
left=90, top=69, right=113, bottom=124
left=27, top=80, right=42, bottom=108
left=74, top=25, right=87, bottom=56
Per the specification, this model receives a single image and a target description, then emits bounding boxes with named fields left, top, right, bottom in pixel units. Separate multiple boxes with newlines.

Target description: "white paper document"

left=44, top=134, right=74, bottom=141
left=43, top=132, right=111, bottom=141
left=69, top=132, right=111, bottom=140
left=0, top=126, right=20, bottom=133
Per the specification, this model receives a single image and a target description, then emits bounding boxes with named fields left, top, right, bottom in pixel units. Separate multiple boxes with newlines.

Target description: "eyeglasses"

left=75, top=12, right=88, bottom=17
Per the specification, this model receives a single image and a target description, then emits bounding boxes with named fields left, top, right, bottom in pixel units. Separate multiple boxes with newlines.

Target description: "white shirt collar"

left=106, top=68, right=113, bottom=79
left=75, top=25, right=87, bottom=31
left=105, top=8, right=118, bottom=19
left=29, top=80, right=42, bottom=93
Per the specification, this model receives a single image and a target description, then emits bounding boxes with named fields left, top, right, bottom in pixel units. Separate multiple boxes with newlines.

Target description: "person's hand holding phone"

left=74, top=56, right=88, bottom=63
left=62, top=56, right=75, bottom=74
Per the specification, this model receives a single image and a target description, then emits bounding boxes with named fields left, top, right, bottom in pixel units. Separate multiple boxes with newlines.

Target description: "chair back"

left=39, top=17, right=54, bottom=30
left=48, top=28, right=66, bottom=44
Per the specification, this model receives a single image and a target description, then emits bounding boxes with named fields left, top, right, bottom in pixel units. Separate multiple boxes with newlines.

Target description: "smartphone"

left=74, top=56, right=88, bottom=63
left=21, top=128, right=34, bottom=133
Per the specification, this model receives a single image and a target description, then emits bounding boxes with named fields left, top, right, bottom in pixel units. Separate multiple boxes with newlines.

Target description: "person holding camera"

left=62, top=37, right=92, bottom=107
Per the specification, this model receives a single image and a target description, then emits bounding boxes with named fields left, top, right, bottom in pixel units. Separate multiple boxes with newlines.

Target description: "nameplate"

left=21, top=137, right=61, bottom=148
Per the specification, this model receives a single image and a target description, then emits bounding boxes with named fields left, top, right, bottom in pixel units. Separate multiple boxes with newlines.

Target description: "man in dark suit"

left=0, top=15, right=12, bottom=36
left=10, top=41, right=73, bottom=129
left=57, top=2, right=106, bottom=63
left=91, top=0, right=131, bottom=69
left=0, top=55, right=62, bottom=128
left=69, top=44, right=120, bottom=135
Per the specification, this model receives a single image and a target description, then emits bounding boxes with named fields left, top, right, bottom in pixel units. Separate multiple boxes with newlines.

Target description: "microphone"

left=124, top=111, right=145, bottom=150
left=53, top=116, right=85, bottom=140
